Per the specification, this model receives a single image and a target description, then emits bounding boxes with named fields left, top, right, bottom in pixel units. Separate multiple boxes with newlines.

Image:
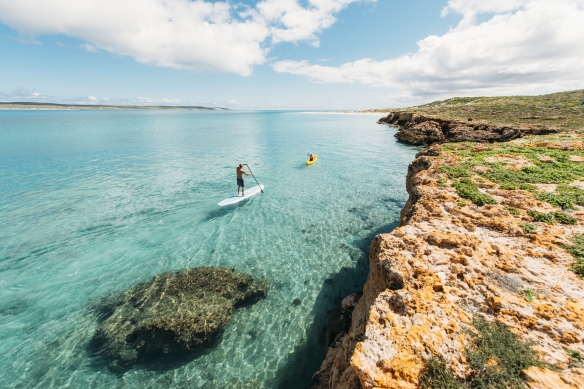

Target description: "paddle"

left=244, top=164, right=264, bottom=193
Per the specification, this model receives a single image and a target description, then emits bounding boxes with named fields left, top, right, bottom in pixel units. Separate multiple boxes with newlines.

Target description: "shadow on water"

left=293, top=162, right=311, bottom=170
left=86, top=330, right=226, bottom=377
left=271, top=220, right=400, bottom=389
left=202, top=201, right=247, bottom=222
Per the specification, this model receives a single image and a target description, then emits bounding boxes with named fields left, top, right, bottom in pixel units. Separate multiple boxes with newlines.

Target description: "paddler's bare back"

left=236, top=166, right=246, bottom=179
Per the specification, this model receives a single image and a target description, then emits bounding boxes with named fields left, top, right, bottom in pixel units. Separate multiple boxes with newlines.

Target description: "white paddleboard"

left=218, top=185, right=264, bottom=206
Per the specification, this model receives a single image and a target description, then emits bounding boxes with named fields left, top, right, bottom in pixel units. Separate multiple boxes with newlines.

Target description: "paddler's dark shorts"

left=237, top=178, right=244, bottom=187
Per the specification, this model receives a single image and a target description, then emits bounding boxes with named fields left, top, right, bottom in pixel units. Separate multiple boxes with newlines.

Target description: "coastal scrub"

left=563, top=234, right=584, bottom=278
left=419, top=317, right=546, bottom=389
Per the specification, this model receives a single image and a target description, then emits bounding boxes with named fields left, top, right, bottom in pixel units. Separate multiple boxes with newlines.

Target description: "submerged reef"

left=312, top=134, right=584, bottom=389
left=92, top=267, right=267, bottom=366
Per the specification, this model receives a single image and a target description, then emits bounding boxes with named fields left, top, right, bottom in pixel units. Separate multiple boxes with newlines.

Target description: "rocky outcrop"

left=312, top=139, right=584, bottom=389
left=92, top=267, right=267, bottom=366
left=378, top=112, right=558, bottom=145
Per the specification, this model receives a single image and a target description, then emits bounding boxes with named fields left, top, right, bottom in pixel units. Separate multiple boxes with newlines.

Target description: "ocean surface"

left=0, top=110, right=419, bottom=389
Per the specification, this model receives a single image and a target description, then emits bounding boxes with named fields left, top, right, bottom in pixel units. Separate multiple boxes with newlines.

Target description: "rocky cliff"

left=311, top=135, right=584, bottom=389
left=378, top=112, right=558, bottom=145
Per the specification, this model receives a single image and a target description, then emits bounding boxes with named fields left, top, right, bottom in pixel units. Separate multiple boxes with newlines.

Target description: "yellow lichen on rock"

left=311, top=139, right=584, bottom=389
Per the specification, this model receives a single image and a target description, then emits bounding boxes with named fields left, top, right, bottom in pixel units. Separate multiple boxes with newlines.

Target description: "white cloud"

left=273, top=0, right=584, bottom=102
left=59, top=95, right=185, bottom=105
left=0, top=0, right=362, bottom=76
left=81, top=43, right=97, bottom=53
left=0, top=87, right=50, bottom=101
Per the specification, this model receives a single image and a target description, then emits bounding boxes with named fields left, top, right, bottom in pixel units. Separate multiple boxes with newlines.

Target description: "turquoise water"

left=0, top=110, right=419, bottom=389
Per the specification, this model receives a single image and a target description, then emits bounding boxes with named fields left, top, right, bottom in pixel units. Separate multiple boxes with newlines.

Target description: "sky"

left=0, top=0, right=583, bottom=110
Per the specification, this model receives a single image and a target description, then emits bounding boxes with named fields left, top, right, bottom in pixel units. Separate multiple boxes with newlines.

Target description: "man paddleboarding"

left=236, top=164, right=251, bottom=196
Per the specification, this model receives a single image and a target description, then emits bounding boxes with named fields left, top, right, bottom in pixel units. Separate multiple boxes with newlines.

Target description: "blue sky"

left=0, top=0, right=583, bottom=110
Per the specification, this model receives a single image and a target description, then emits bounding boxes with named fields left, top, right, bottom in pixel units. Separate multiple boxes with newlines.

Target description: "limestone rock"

left=92, top=267, right=267, bottom=366
left=313, top=141, right=584, bottom=388
left=380, top=112, right=558, bottom=145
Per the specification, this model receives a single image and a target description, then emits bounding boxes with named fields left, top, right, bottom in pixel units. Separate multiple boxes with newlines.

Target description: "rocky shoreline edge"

left=310, top=113, right=584, bottom=389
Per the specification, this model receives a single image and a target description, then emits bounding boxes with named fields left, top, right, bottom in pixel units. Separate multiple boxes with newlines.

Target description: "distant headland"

left=0, top=102, right=228, bottom=111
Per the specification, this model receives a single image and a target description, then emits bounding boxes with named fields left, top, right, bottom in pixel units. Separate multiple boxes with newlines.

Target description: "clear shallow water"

left=0, top=110, right=419, bottom=389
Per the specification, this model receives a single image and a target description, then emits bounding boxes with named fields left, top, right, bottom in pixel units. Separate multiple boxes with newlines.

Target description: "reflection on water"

left=0, top=110, right=419, bottom=388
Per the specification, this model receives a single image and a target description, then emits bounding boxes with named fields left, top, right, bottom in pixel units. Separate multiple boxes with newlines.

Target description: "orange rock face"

left=311, top=146, right=584, bottom=389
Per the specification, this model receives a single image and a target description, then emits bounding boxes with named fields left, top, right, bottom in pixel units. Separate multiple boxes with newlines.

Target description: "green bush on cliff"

left=520, top=223, right=537, bottom=234
left=446, top=142, right=584, bottom=210
left=419, top=316, right=546, bottom=389
left=527, top=210, right=555, bottom=224
left=552, top=212, right=578, bottom=225
left=452, top=178, right=497, bottom=206
left=534, top=192, right=576, bottom=210
left=440, top=165, right=472, bottom=179
left=499, top=182, right=537, bottom=192
left=419, top=357, right=463, bottom=389
left=465, top=316, right=546, bottom=389
left=535, top=184, right=584, bottom=210
left=525, top=210, right=577, bottom=225
left=563, top=234, right=584, bottom=278
left=505, top=206, right=521, bottom=216
left=483, top=164, right=583, bottom=185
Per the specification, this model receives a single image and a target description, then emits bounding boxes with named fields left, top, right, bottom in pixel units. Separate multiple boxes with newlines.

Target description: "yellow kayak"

left=306, top=154, right=318, bottom=165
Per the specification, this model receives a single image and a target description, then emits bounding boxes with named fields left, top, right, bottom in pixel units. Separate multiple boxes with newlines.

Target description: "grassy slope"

left=371, top=89, right=584, bottom=131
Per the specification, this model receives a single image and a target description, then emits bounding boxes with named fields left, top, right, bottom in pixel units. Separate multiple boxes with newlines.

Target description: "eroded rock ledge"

left=378, top=112, right=558, bottom=145
left=311, top=136, right=584, bottom=389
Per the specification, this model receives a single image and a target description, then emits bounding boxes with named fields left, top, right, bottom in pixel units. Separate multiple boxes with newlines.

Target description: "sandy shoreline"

left=299, top=111, right=382, bottom=115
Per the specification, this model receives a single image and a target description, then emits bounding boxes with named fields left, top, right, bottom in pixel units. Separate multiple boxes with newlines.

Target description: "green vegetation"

left=566, top=349, right=583, bottom=368
left=482, top=160, right=584, bottom=186
left=457, top=201, right=467, bottom=208
left=552, top=212, right=578, bottom=225
left=499, top=182, right=537, bottom=192
left=452, top=178, right=497, bottom=206
left=562, top=234, right=584, bottom=278
left=438, top=178, right=447, bottom=188
left=372, top=89, right=584, bottom=132
left=419, top=357, right=463, bottom=389
left=566, top=349, right=583, bottom=362
left=419, top=316, right=546, bottom=389
left=505, top=206, right=521, bottom=216
left=520, top=224, right=537, bottom=234
left=440, top=165, right=472, bottom=179
left=535, top=184, right=584, bottom=210
left=521, top=289, right=537, bottom=302
left=527, top=210, right=555, bottom=224
left=436, top=137, right=584, bottom=211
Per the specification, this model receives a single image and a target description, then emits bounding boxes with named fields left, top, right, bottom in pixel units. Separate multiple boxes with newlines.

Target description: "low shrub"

left=520, top=223, right=537, bottom=234
left=452, top=178, right=497, bottom=206
left=552, top=212, right=578, bottom=225
left=419, top=316, right=546, bottom=389
left=465, top=316, right=546, bottom=389
left=505, top=206, right=521, bottom=216
left=499, top=182, right=538, bottom=192
left=419, top=357, right=463, bottom=389
left=528, top=210, right=555, bottom=224
left=521, top=289, right=537, bottom=302
left=440, top=165, right=472, bottom=179
left=535, top=192, right=575, bottom=210
left=563, top=234, right=584, bottom=278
